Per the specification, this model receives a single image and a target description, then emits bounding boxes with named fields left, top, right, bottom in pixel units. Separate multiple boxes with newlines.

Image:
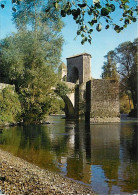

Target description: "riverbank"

left=0, top=149, right=95, bottom=194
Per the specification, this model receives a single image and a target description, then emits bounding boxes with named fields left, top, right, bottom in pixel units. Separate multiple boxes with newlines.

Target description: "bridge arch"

left=62, top=82, right=76, bottom=118
left=55, top=82, right=76, bottom=119
left=63, top=95, right=75, bottom=118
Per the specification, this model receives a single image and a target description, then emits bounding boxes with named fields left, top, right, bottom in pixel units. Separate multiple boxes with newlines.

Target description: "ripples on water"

left=0, top=116, right=137, bottom=194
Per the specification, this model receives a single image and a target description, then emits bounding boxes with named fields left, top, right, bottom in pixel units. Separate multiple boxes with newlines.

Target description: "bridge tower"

left=66, top=53, right=91, bottom=119
left=64, top=53, right=120, bottom=122
left=66, top=53, right=91, bottom=84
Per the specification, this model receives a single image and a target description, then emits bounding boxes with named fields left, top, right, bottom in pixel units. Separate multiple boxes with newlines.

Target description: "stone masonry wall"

left=86, top=79, right=120, bottom=123
left=75, top=83, right=86, bottom=119
left=83, top=55, right=91, bottom=83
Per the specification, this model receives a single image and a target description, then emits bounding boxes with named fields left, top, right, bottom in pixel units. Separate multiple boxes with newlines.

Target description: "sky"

left=0, top=0, right=137, bottom=78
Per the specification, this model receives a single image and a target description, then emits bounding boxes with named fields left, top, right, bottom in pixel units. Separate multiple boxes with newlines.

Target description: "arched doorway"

left=72, top=67, right=79, bottom=84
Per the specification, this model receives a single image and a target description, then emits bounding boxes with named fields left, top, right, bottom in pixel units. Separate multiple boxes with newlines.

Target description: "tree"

left=48, top=96, right=65, bottom=114
left=101, top=39, right=137, bottom=116
left=101, top=50, right=119, bottom=81
left=0, top=1, right=64, bottom=123
left=0, top=31, right=62, bottom=123
left=0, top=87, right=22, bottom=125
left=55, top=82, right=70, bottom=99
left=12, top=0, right=63, bottom=33
left=127, top=39, right=138, bottom=117
left=115, top=38, right=138, bottom=116
left=1, top=0, right=137, bottom=44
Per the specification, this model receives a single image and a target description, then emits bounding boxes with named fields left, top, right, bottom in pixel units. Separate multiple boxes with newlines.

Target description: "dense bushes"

left=0, top=87, right=22, bottom=125
left=120, top=94, right=133, bottom=114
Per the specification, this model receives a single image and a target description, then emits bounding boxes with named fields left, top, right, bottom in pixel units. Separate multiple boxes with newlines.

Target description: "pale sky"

left=0, top=0, right=137, bottom=78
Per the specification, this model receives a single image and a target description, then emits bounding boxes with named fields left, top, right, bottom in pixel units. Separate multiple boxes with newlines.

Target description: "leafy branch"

left=1, top=0, right=137, bottom=44
left=53, top=0, right=137, bottom=44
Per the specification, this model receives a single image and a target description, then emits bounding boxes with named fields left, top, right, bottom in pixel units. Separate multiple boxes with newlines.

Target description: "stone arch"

left=55, top=82, right=76, bottom=119
left=63, top=95, right=75, bottom=118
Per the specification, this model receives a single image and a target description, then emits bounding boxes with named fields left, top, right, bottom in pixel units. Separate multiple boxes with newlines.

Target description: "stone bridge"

left=0, top=53, right=120, bottom=123
left=62, top=53, right=120, bottom=123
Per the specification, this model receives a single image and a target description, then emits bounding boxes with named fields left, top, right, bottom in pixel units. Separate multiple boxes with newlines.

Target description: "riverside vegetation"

left=0, top=0, right=137, bottom=125
left=0, top=0, right=66, bottom=124
left=0, top=87, right=21, bottom=126
left=0, top=38, right=137, bottom=125
left=0, top=1, right=137, bottom=194
left=101, top=38, right=138, bottom=117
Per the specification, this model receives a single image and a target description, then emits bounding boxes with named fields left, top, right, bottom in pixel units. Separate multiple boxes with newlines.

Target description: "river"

left=0, top=116, right=137, bottom=194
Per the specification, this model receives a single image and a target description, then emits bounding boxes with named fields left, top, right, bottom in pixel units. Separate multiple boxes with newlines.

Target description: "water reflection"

left=119, top=123, right=138, bottom=193
left=0, top=117, right=137, bottom=194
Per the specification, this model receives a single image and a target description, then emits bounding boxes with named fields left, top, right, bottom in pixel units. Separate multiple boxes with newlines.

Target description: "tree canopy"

left=102, top=38, right=138, bottom=116
left=101, top=50, right=119, bottom=81
left=0, top=0, right=64, bottom=123
left=1, top=0, right=137, bottom=44
left=12, top=0, right=63, bottom=32
left=116, top=38, right=138, bottom=116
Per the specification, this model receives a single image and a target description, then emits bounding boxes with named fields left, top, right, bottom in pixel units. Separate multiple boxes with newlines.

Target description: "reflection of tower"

left=68, top=126, right=75, bottom=148
left=66, top=122, right=92, bottom=184
left=66, top=122, right=76, bottom=151
left=90, top=124, right=121, bottom=194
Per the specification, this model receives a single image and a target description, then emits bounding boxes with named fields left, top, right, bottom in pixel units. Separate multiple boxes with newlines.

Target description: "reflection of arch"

left=72, top=67, right=79, bottom=84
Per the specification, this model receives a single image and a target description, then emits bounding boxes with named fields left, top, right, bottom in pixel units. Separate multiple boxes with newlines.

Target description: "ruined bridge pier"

left=63, top=53, right=120, bottom=123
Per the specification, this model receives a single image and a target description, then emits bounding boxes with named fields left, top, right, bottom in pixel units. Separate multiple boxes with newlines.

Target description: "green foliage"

left=0, top=87, right=22, bottom=125
left=0, top=0, right=64, bottom=124
left=18, top=66, right=58, bottom=123
left=101, top=50, right=119, bottom=81
left=128, top=64, right=138, bottom=115
left=12, top=0, right=64, bottom=33
left=0, top=0, right=137, bottom=44
left=115, top=38, right=138, bottom=113
left=51, top=0, right=137, bottom=44
left=120, top=94, right=133, bottom=114
left=0, top=31, right=63, bottom=123
left=102, top=38, right=137, bottom=116
left=55, top=82, right=70, bottom=98
left=48, top=96, right=65, bottom=114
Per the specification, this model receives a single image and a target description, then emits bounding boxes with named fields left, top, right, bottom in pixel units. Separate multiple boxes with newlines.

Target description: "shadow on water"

left=0, top=116, right=137, bottom=194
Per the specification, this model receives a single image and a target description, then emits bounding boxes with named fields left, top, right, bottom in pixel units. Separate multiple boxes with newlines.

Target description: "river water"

left=0, top=116, right=137, bottom=194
